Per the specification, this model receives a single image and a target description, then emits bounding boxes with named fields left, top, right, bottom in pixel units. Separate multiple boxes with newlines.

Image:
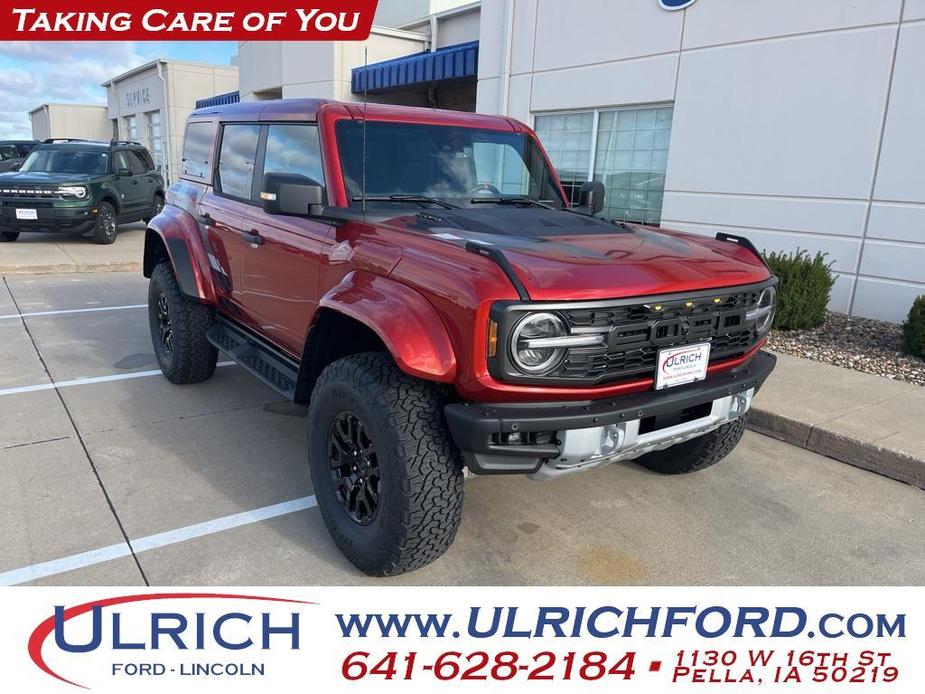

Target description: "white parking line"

left=0, top=495, right=318, bottom=586
left=0, top=304, right=147, bottom=320
left=0, top=362, right=236, bottom=397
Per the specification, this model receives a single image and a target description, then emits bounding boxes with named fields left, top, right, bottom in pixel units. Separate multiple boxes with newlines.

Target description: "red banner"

left=2, top=1, right=379, bottom=40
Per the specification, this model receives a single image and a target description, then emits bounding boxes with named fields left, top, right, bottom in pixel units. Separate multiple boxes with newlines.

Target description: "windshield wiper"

left=352, top=195, right=460, bottom=210
left=469, top=196, right=559, bottom=210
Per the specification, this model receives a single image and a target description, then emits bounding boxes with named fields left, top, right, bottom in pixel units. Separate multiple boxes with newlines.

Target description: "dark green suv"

left=0, top=139, right=165, bottom=244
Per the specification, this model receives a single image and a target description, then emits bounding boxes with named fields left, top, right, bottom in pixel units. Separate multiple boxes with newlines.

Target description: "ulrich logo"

left=28, top=593, right=313, bottom=689
left=659, top=0, right=699, bottom=10
left=662, top=349, right=704, bottom=371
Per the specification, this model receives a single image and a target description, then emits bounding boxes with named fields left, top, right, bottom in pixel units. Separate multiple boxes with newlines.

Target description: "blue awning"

left=352, top=41, right=479, bottom=94
left=196, top=91, right=240, bottom=109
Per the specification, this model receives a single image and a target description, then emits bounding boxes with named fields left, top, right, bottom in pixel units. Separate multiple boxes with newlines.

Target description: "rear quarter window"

left=181, top=121, right=217, bottom=179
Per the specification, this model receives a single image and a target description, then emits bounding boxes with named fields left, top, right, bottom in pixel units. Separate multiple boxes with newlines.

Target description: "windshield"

left=336, top=121, right=565, bottom=208
left=20, top=148, right=110, bottom=175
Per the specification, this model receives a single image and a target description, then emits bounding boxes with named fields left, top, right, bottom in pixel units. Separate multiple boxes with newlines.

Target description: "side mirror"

left=116, top=168, right=133, bottom=177
left=261, top=172, right=324, bottom=217
left=577, top=181, right=605, bottom=216
left=10, top=163, right=20, bottom=171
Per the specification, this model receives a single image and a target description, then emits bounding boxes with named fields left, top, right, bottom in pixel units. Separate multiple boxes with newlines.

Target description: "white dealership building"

left=31, top=60, right=239, bottom=186
left=210, top=0, right=925, bottom=321
left=103, top=60, right=239, bottom=184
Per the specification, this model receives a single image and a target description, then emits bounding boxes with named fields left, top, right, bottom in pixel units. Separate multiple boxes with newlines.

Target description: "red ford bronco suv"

left=144, top=100, right=777, bottom=576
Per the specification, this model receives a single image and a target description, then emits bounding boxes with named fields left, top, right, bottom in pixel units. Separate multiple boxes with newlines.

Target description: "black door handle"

left=241, top=230, right=264, bottom=246
left=198, top=212, right=214, bottom=226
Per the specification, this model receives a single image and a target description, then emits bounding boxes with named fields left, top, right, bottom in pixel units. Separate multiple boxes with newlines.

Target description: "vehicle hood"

left=384, top=207, right=772, bottom=301
left=0, top=171, right=98, bottom=185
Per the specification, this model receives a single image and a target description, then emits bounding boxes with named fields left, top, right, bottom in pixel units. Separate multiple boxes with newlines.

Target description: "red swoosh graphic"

left=28, top=592, right=314, bottom=689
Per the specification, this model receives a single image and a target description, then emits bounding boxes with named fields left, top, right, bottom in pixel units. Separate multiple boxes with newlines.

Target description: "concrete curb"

left=0, top=225, right=145, bottom=276
left=748, top=408, right=925, bottom=489
left=0, top=261, right=143, bottom=275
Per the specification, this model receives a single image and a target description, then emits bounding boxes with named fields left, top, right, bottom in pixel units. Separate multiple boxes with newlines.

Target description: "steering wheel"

left=468, top=182, right=502, bottom=197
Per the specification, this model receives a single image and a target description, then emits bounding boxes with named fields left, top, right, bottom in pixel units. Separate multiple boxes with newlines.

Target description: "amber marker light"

left=487, top=319, right=499, bottom=358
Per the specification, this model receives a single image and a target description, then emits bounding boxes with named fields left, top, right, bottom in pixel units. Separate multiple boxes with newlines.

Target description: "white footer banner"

left=0, top=587, right=920, bottom=692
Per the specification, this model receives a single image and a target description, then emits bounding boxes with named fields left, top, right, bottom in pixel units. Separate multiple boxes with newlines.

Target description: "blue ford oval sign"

left=659, top=0, right=698, bottom=9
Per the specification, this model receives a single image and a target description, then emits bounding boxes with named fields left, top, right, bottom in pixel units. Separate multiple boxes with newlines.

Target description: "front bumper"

left=445, top=350, right=776, bottom=478
left=0, top=203, right=98, bottom=234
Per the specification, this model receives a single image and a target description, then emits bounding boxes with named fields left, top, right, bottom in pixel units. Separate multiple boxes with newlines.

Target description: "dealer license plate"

left=655, top=342, right=711, bottom=390
left=15, top=208, right=38, bottom=221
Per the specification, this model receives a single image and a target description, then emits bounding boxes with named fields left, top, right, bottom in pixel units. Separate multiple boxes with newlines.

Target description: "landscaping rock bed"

left=768, top=312, right=925, bottom=386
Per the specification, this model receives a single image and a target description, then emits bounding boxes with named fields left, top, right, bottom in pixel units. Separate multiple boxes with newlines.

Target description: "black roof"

left=0, top=139, right=39, bottom=145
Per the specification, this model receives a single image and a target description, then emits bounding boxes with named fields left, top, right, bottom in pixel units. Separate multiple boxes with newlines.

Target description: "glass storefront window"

left=146, top=110, right=164, bottom=174
left=535, top=105, right=674, bottom=224
left=533, top=112, right=594, bottom=205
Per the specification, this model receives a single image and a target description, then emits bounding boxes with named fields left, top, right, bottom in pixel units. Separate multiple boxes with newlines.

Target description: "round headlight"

left=751, top=286, right=777, bottom=334
left=56, top=186, right=89, bottom=199
left=510, top=312, right=567, bottom=374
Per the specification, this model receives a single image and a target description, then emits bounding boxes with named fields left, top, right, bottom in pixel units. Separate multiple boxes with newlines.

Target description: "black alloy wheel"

left=328, top=411, right=380, bottom=525
left=155, top=290, right=173, bottom=357
left=92, top=201, right=118, bottom=244
left=145, top=195, right=165, bottom=223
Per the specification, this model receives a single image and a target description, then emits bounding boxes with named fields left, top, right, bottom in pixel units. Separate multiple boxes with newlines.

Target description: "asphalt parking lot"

left=1, top=271, right=923, bottom=587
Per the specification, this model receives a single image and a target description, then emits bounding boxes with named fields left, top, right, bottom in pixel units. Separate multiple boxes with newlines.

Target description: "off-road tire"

left=0, top=231, right=19, bottom=242
left=91, top=201, right=118, bottom=244
left=148, top=262, right=218, bottom=385
left=144, top=194, right=165, bottom=224
left=634, top=414, right=749, bottom=475
left=307, top=352, right=465, bottom=576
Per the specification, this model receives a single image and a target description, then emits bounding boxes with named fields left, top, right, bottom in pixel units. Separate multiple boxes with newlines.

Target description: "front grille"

left=565, top=289, right=760, bottom=329
left=0, top=187, right=63, bottom=200
left=557, top=328, right=756, bottom=383
left=489, top=282, right=772, bottom=386
left=550, top=291, right=761, bottom=383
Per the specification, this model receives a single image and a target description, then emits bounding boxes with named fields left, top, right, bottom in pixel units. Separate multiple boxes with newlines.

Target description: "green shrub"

left=902, top=295, right=925, bottom=359
left=762, top=249, right=835, bottom=330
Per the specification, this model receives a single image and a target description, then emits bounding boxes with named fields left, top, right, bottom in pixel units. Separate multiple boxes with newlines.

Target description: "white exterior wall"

left=238, top=29, right=428, bottom=103
left=376, top=0, right=473, bottom=28
left=404, top=5, right=481, bottom=48
left=105, top=61, right=238, bottom=184
left=29, top=104, right=109, bottom=141
left=28, top=107, right=51, bottom=141
left=477, top=0, right=925, bottom=322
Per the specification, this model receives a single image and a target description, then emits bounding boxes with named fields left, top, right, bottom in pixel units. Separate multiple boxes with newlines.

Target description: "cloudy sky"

left=0, top=41, right=236, bottom=140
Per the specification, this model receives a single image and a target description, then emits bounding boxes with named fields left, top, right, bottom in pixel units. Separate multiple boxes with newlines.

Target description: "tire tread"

left=635, top=414, right=748, bottom=475
left=149, top=262, right=217, bottom=384
left=308, top=353, right=464, bottom=576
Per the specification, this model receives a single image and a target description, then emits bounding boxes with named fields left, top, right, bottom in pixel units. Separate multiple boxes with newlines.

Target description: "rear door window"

left=114, top=151, right=133, bottom=173
left=181, top=121, right=217, bottom=179
left=128, top=151, right=149, bottom=175
left=216, top=124, right=261, bottom=201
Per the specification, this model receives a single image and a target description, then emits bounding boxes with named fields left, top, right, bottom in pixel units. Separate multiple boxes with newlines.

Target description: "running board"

left=206, top=320, right=299, bottom=400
